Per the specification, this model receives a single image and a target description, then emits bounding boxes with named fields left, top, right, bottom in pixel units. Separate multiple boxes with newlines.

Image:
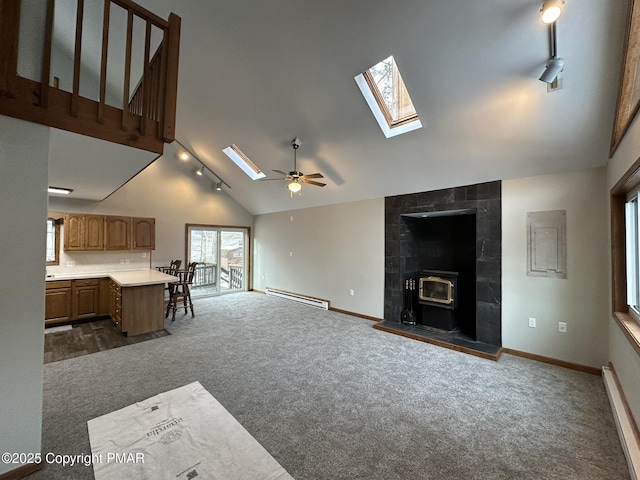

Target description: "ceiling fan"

left=269, top=138, right=326, bottom=196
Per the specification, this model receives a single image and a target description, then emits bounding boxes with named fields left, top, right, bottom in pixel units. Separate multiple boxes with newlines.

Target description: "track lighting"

left=539, top=57, right=565, bottom=83
left=175, top=140, right=230, bottom=191
left=540, top=0, right=563, bottom=24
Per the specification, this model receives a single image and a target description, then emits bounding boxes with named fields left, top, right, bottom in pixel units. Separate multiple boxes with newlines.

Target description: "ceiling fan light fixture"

left=540, top=0, right=563, bottom=24
left=288, top=180, right=302, bottom=193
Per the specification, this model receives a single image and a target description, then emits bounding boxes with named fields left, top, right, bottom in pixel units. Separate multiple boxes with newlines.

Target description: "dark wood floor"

left=43, top=318, right=170, bottom=364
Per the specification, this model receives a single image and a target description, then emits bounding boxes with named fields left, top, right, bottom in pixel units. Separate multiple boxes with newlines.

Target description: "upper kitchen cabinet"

left=60, top=213, right=155, bottom=251
left=133, top=217, right=156, bottom=250
left=105, top=216, right=132, bottom=250
left=63, top=214, right=104, bottom=251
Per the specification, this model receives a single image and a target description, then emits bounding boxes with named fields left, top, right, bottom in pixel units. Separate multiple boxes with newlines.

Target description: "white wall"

left=49, top=153, right=254, bottom=274
left=502, top=167, right=609, bottom=368
left=253, top=199, right=385, bottom=318
left=0, top=116, right=49, bottom=475
left=607, top=114, right=640, bottom=426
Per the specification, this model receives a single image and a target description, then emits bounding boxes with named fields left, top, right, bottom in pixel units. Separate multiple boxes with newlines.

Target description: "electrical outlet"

left=528, top=317, right=536, bottom=328
left=120, top=259, right=125, bottom=264
left=142, top=252, right=147, bottom=258
left=558, top=322, right=567, bottom=333
left=349, top=289, right=354, bottom=296
left=289, top=251, right=293, bottom=257
left=66, top=260, right=75, bottom=267
left=125, top=259, right=130, bottom=264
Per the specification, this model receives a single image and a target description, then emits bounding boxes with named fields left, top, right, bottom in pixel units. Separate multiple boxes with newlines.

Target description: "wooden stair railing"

left=0, top=0, right=180, bottom=154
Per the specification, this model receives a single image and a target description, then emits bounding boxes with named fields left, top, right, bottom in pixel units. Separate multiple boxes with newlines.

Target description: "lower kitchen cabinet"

left=45, top=278, right=106, bottom=326
left=45, top=280, right=72, bottom=324
left=73, top=279, right=100, bottom=319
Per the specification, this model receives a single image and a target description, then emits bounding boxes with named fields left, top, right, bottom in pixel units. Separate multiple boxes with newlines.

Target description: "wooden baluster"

left=71, top=0, right=84, bottom=117
left=140, top=20, right=151, bottom=135
left=39, top=0, right=55, bottom=108
left=0, top=0, right=21, bottom=97
left=98, top=0, right=111, bottom=124
left=163, top=13, right=180, bottom=143
left=121, top=9, right=133, bottom=130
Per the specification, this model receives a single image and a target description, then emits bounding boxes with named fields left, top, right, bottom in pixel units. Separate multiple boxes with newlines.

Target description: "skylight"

left=222, top=144, right=266, bottom=180
left=355, top=55, right=422, bottom=138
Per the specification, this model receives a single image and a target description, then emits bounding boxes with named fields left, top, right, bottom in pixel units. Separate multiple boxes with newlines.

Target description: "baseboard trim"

left=0, top=461, right=43, bottom=480
left=502, top=348, right=601, bottom=375
left=603, top=363, right=640, bottom=480
left=329, top=307, right=382, bottom=322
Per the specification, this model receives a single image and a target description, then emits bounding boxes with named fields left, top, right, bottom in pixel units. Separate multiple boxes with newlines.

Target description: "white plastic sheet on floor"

left=87, top=381, right=294, bottom=480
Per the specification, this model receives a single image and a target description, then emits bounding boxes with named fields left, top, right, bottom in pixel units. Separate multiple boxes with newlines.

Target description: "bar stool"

left=165, top=262, right=197, bottom=321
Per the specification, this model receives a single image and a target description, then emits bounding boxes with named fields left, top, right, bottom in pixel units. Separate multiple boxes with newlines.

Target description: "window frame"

left=611, top=156, right=640, bottom=355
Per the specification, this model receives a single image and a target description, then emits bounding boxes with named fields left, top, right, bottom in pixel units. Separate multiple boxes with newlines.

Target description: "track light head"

left=539, top=57, right=565, bottom=83
left=215, top=182, right=222, bottom=191
left=541, top=0, right=563, bottom=24
left=195, top=166, right=204, bottom=176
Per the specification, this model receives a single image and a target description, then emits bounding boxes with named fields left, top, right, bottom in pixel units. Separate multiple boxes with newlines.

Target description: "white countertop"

left=46, top=269, right=178, bottom=287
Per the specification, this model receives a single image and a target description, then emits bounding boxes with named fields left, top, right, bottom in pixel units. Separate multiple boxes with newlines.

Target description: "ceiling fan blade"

left=272, top=169, right=289, bottom=177
left=301, top=173, right=324, bottom=179
left=259, top=178, right=286, bottom=181
left=301, top=178, right=326, bottom=187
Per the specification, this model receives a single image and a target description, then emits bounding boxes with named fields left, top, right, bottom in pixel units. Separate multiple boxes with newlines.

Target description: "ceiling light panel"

left=223, top=144, right=266, bottom=180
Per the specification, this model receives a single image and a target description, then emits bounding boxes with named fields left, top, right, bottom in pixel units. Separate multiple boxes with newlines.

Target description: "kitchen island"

left=45, top=269, right=178, bottom=336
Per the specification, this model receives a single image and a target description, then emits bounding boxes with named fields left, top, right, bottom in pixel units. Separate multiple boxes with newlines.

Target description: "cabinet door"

left=132, top=217, right=155, bottom=250
left=84, top=215, right=105, bottom=251
left=73, top=285, right=99, bottom=319
left=63, top=214, right=84, bottom=251
left=105, top=216, right=131, bottom=250
left=45, top=288, right=72, bottom=323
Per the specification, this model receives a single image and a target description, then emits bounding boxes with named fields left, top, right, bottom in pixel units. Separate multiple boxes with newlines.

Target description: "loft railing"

left=0, top=0, right=180, bottom=154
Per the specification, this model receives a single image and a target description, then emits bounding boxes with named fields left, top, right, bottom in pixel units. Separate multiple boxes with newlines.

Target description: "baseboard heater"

left=602, top=366, right=640, bottom=480
left=265, top=287, right=329, bottom=310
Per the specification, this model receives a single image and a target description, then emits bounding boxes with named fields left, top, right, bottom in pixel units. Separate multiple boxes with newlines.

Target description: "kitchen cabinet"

left=132, top=217, right=155, bottom=250
left=109, top=280, right=123, bottom=331
left=45, top=280, right=72, bottom=324
left=59, top=212, right=155, bottom=251
left=105, top=216, right=131, bottom=250
left=72, top=279, right=100, bottom=319
left=63, top=214, right=104, bottom=251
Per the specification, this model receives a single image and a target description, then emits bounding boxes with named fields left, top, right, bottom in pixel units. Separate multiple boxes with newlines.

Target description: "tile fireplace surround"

left=380, top=181, right=502, bottom=354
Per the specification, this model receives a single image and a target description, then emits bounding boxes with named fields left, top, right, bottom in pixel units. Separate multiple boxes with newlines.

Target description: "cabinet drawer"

left=74, top=278, right=99, bottom=287
left=46, top=280, right=72, bottom=289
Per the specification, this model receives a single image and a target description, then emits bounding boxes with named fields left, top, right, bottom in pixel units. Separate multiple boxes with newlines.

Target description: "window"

left=46, top=218, right=60, bottom=265
left=355, top=55, right=422, bottom=138
left=185, top=224, right=249, bottom=298
left=611, top=156, right=640, bottom=355
left=222, top=144, right=265, bottom=180
left=626, top=192, right=640, bottom=314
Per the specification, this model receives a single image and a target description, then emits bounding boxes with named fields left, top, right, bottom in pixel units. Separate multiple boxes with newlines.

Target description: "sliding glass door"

left=186, top=225, right=248, bottom=298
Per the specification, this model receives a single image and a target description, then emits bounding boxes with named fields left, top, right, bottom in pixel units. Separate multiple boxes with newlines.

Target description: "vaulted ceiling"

left=50, top=0, right=629, bottom=215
